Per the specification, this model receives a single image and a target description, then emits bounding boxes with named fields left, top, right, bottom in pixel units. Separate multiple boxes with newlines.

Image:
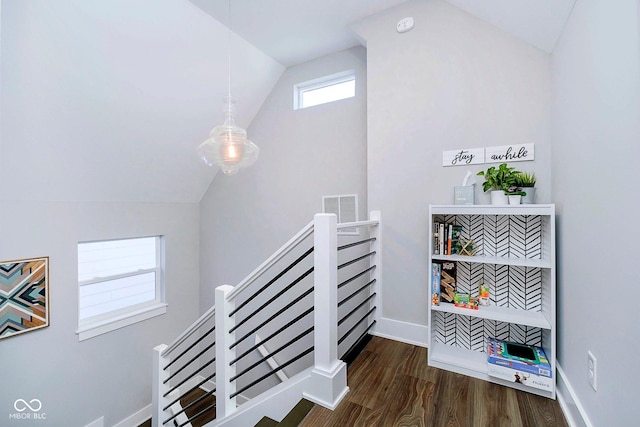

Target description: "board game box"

left=486, top=338, right=553, bottom=392
left=439, top=261, right=456, bottom=303
left=431, top=262, right=441, bottom=306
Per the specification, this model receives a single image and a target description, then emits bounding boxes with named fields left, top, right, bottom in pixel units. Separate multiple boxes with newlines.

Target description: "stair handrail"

left=336, top=218, right=379, bottom=230
left=158, top=220, right=314, bottom=359
left=226, top=219, right=315, bottom=301
left=161, top=305, right=216, bottom=357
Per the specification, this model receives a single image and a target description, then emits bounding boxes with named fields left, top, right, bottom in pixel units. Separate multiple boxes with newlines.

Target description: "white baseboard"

left=84, top=417, right=104, bottom=427
left=371, top=316, right=428, bottom=347
left=556, top=364, right=593, bottom=427
left=112, top=405, right=151, bottom=427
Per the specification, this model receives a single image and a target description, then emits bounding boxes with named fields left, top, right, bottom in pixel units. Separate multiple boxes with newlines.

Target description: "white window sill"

left=76, top=303, right=167, bottom=341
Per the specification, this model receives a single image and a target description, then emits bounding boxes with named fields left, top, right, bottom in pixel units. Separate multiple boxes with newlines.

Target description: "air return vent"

left=322, top=194, right=358, bottom=235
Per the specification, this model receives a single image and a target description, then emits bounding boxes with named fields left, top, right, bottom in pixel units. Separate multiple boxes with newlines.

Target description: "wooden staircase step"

left=254, top=417, right=278, bottom=427
left=255, top=399, right=315, bottom=427
left=176, top=388, right=216, bottom=427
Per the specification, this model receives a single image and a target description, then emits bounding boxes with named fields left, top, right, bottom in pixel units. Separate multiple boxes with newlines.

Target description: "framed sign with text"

left=485, top=144, right=534, bottom=163
left=442, top=148, right=485, bottom=167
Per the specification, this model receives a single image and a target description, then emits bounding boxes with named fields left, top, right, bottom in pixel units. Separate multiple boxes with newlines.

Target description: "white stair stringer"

left=203, top=366, right=341, bottom=427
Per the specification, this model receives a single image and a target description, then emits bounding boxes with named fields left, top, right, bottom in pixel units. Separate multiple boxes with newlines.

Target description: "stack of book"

left=432, top=223, right=462, bottom=255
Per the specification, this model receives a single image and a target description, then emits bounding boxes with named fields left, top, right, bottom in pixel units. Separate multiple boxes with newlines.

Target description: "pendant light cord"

left=227, top=0, right=232, bottom=101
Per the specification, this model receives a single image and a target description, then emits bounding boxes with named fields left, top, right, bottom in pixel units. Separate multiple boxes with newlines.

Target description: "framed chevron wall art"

left=0, top=257, right=49, bottom=340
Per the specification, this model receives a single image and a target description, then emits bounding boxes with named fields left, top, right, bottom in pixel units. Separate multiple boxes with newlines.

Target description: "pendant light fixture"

left=198, top=0, right=259, bottom=175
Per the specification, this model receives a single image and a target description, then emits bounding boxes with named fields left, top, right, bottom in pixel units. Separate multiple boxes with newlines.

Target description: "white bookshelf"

left=427, top=204, right=556, bottom=399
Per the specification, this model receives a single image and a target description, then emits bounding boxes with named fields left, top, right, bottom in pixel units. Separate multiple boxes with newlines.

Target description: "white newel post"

left=304, top=214, right=349, bottom=409
left=152, top=344, right=169, bottom=427
left=215, top=285, right=237, bottom=418
left=369, top=210, right=382, bottom=328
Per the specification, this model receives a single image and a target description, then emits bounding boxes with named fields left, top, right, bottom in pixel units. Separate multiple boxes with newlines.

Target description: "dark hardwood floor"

left=141, top=336, right=567, bottom=427
left=300, top=337, right=568, bottom=427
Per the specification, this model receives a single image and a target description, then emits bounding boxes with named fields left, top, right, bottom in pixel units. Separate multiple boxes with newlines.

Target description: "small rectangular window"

left=295, top=70, right=355, bottom=110
left=77, top=236, right=166, bottom=341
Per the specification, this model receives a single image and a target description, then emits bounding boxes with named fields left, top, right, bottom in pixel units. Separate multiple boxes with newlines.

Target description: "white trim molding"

left=84, top=417, right=104, bottom=427
left=77, top=303, right=167, bottom=341
left=556, top=364, right=594, bottom=427
left=371, top=316, right=428, bottom=348
left=112, top=405, right=151, bottom=427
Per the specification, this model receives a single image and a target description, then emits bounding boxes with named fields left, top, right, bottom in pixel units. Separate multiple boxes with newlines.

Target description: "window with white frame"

left=77, top=236, right=166, bottom=341
left=294, top=70, right=355, bottom=110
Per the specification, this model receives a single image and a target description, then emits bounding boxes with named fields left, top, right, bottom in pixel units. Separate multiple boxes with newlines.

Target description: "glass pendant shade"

left=198, top=96, right=259, bottom=175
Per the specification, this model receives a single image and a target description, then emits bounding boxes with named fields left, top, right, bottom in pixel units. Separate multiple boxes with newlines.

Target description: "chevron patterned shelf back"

left=432, top=213, right=545, bottom=353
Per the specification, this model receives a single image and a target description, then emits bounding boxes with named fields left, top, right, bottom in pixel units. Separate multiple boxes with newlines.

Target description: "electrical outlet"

left=587, top=351, right=597, bottom=391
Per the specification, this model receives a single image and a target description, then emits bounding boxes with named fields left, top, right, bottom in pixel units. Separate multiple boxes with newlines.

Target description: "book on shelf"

left=431, top=262, right=441, bottom=306
left=446, top=224, right=453, bottom=255
left=450, top=225, right=463, bottom=255
left=438, top=223, right=445, bottom=255
left=433, top=222, right=441, bottom=255
left=439, top=261, right=456, bottom=303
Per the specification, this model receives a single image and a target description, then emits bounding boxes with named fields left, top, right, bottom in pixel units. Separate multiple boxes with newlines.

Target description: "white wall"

left=0, top=0, right=282, bottom=204
left=0, top=202, right=200, bottom=427
left=199, top=47, right=368, bottom=309
left=353, top=0, right=551, bottom=326
left=0, top=2, right=208, bottom=425
left=551, top=0, right=640, bottom=425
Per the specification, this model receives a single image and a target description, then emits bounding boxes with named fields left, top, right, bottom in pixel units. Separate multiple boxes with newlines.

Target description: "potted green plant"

left=514, top=171, right=536, bottom=204
left=477, top=163, right=521, bottom=205
left=505, top=185, right=526, bottom=205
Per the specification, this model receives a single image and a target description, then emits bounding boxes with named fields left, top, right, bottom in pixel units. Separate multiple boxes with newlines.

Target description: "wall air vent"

left=322, top=194, right=358, bottom=235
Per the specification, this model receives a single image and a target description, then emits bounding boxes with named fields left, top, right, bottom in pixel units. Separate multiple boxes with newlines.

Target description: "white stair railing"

left=303, top=213, right=348, bottom=407
left=152, top=307, right=218, bottom=427
left=214, top=285, right=237, bottom=419
left=153, top=211, right=381, bottom=427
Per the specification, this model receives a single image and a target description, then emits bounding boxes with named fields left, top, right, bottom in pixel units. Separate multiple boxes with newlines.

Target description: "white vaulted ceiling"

left=445, top=0, right=576, bottom=53
left=191, top=0, right=576, bottom=66
left=188, top=0, right=412, bottom=67
left=0, top=0, right=576, bottom=203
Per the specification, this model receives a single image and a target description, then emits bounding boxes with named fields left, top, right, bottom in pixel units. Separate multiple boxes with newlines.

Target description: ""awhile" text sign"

left=485, top=144, right=534, bottom=164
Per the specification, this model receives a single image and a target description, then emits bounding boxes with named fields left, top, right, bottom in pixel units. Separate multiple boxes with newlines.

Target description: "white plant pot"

left=508, top=195, right=522, bottom=205
left=490, top=190, right=509, bottom=205
left=521, top=187, right=536, bottom=204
